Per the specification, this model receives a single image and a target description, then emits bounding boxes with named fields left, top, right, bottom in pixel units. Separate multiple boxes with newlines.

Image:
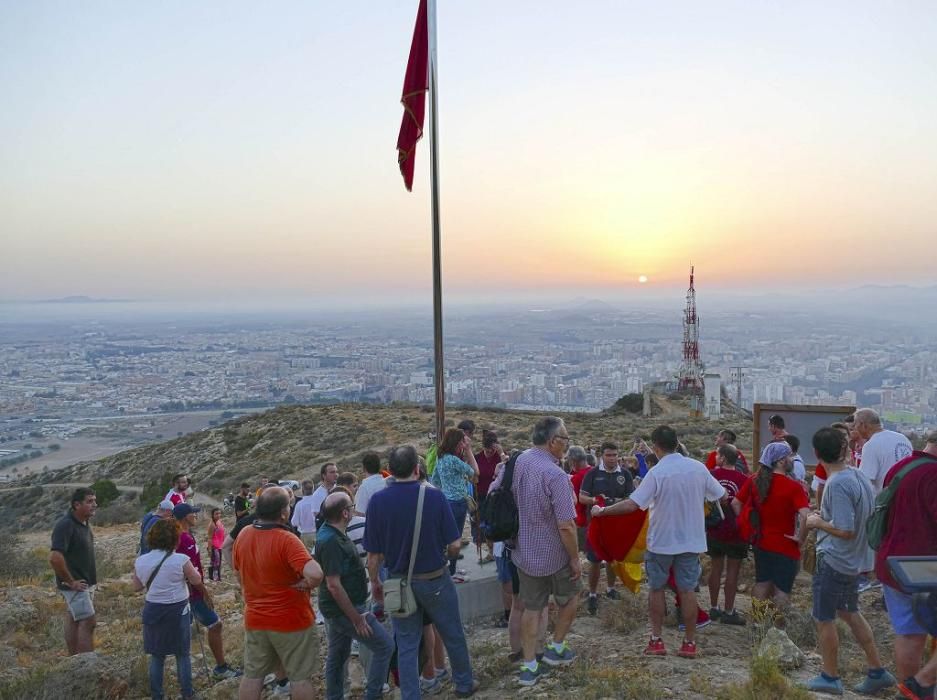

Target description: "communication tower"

left=678, top=266, right=704, bottom=392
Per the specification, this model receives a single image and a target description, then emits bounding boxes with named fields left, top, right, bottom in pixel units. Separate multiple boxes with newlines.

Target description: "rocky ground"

left=0, top=521, right=903, bottom=700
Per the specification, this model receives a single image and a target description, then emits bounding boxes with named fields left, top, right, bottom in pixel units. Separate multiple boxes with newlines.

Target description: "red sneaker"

left=677, top=639, right=698, bottom=658
left=643, top=637, right=666, bottom=656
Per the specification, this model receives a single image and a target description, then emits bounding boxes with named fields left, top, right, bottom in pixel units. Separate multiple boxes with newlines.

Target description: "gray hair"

left=531, top=416, right=565, bottom=446
left=854, top=408, right=881, bottom=427
left=566, top=445, right=588, bottom=463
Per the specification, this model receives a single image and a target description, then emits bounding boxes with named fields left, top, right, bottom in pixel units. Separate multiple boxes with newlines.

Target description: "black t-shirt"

left=230, top=512, right=258, bottom=540
left=580, top=467, right=634, bottom=505
left=51, top=511, right=96, bottom=590
left=234, top=494, right=250, bottom=517
left=315, top=522, right=369, bottom=618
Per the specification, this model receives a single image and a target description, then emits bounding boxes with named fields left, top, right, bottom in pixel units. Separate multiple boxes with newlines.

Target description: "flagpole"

left=427, top=0, right=445, bottom=442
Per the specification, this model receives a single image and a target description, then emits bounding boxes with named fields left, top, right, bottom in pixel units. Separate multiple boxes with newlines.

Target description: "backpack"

left=736, top=488, right=761, bottom=545
left=866, top=455, right=932, bottom=551
left=479, top=453, right=520, bottom=542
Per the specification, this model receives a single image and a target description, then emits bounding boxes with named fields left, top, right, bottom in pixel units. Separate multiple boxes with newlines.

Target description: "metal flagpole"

left=427, top=0, right=445, bottom=442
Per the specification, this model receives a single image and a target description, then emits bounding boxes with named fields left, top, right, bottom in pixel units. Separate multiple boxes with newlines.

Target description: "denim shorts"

left=496, top=550, right=518, bottom=595
left=884, top=584, right=926, bottom=636
left=811, top=559, right=859, bottom=622
left=645, top=552, right=701, bottom=592
left=61, top=587, right=96, bottom=622
left=190, top=598, right=220, bottom=628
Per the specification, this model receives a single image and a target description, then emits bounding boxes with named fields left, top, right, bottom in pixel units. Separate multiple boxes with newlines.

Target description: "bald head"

left=255, top=486, right=289, bottom=520
left=321, top=491, right=352, bottom=524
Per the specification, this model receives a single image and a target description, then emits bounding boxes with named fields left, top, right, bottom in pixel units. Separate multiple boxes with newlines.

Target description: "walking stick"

left=193, top=618, right=212, bottom=680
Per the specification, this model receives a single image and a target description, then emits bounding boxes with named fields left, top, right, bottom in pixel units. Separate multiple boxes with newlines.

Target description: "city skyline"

left=3, top=2, right=936, bottom=302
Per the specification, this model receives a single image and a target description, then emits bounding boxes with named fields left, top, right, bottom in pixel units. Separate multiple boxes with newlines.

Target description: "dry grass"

left=716, top=654, right=812, bottom=700
left=600, top=592, right=646, bottom=635
left=563, top=659, right=666, bottom=700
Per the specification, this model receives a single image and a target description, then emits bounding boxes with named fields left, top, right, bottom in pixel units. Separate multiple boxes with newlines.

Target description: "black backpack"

left=479, top=453, right=520, bottom=542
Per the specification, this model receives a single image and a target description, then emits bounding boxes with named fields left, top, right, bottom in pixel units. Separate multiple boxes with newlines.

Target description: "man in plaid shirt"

left=491, top=416, right=581, bottom=686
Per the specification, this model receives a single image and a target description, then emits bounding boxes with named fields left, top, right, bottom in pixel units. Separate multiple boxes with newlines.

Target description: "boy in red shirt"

left=706, top=445, right=749, bottom=625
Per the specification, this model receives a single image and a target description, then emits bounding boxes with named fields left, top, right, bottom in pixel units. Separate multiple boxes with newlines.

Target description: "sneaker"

left=454, top=679, right=480, bottom=698
left=351, top=639, right=359, bottom=657
left=719, top=609, right=746, bottom=626
left=507, top=651, right=523, bottom=663
left=677, top=640, right=698, bottom=659
left=587, top=595, right=598, bottom=616
left=678, top=608, right=711, bottom=631
left=804, top=674, right=844, bottom=695
left=897, top=677, right=936, bottom=700
left=272, top=681, right=291, bottom=696
left=518, top=663, right=545, bottom=687
left=212, top=665, right=242, bottom=680
left=643, top=637, right=667, bottom=656
left=382, top=684, right=392, bottom=695
left=606, top=588, right=620, bottom=600
left=420, top=676, right=444, bottom=695
left=857, top=577, right=882, bottom=593
left=708, top=607, right=723, bottom=620
left=852, top=669, right=896, bottom=695
left=434, top=668, right=450, bottom=684
left=542, top=643, right=576, bottom=666
left=452, top=574, right=469, bottom=583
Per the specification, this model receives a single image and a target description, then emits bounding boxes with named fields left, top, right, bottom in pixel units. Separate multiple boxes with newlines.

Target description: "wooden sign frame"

left=753, top=403, right=855, bottom=467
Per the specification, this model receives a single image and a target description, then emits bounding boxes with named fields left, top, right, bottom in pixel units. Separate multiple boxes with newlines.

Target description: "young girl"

left=206, top=508, right=225, bottom=582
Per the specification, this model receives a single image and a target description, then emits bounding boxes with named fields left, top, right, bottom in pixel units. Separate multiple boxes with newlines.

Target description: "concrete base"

left=453, top=548, right=504, bottom=623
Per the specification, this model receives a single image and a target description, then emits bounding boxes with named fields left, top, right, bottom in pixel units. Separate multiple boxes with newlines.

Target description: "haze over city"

left=3, top=1, right=937, bottom=305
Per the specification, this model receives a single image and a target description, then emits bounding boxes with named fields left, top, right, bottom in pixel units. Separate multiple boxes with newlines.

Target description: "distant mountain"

left=37, top=296, right=133, bottom=304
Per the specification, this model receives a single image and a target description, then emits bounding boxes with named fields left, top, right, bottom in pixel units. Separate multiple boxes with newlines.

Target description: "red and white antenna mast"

left=678, top=266, right=704, bottom=391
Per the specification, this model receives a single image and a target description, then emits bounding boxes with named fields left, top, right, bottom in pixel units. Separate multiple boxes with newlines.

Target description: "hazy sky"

left=2, top=1, right=936, bottom=304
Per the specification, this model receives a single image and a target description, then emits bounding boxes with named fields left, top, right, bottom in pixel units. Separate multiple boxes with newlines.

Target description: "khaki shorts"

left=300, top=532, right=316, bottom=553
left=517, top=564, right=580, bottom=611
left=244, top=626, right=319, bottom=681
left=61, top=587, right=96, bottom=622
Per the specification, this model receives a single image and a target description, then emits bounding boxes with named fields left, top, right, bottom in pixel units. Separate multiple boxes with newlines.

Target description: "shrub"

left=139, top=470, right=173, bottom=509
left=613, top=393, right=645, bottom=413
left=94, top=499, right=140, bottom=527
left=717, top=654, right=811, bottom=700
left=90, top=479, right=119, bottom=508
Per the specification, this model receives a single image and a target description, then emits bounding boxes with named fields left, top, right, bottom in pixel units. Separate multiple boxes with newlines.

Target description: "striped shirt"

left=492, top=446, right=577, bottom=577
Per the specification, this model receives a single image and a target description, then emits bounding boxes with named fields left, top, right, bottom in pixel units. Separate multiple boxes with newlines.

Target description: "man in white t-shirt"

left=855, top=408, right=913, bottom=493
left=592, top=425, right=724, bottom=659
left=290, top=463, right=339, bottom=550
left=165, top=473, right=189, bottom=506
left=354, top=452, right=386, bottom=516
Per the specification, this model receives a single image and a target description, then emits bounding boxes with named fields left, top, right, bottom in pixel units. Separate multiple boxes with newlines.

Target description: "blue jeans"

left=325, top=607, right=394, bottom=700
left=447, top=498, right=468, bottom=575
left=149, top=653, right=194, bottom=700
left=392, top=573, right=474, bottom=700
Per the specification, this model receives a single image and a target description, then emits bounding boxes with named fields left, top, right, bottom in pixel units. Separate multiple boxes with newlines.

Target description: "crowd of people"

left=46, top=408, right=937, bottom=699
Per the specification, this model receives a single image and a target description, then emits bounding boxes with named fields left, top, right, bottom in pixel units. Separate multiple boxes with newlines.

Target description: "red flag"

left=396, top=0, right=428, bottom=191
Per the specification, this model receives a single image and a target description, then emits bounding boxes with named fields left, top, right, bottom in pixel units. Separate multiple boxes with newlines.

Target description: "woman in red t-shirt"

left=733, top=442, right=810, bottom=607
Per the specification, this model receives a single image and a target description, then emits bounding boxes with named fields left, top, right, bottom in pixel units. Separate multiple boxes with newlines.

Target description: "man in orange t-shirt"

left=233, top=487, right=323, bottom=700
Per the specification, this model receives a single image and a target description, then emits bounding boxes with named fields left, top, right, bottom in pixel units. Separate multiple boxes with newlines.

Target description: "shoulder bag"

left=384, top=482, right=426, bottom=618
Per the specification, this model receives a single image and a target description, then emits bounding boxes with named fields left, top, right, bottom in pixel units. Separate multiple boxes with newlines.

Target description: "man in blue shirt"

left=139, top=499, right=174, bottom=554
left=364, top=445, right=479, bottom=700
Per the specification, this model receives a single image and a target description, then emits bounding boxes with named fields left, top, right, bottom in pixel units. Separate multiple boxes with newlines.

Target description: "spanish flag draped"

left=586, top=496, right=648, bottom=593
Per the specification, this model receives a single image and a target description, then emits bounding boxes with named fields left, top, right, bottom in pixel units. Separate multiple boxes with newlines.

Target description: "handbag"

left=383, top=482, right=427, bottom=619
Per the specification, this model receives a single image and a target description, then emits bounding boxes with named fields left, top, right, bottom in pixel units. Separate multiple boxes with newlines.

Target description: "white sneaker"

left=272, top=680, right=291, bottom=696
left=351, top=639, right=360, bottom=657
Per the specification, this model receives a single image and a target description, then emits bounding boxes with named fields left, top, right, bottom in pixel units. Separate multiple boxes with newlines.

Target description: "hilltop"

left=31, top=396, right=752, bottom=504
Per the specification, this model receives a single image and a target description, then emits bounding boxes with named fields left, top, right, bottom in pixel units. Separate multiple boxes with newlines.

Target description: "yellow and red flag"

left=587, top=496, right=648, bottom=593
left=396, top=0, right=428, bottom=191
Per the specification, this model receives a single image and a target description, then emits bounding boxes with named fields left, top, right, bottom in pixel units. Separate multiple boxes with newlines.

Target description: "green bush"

left=90, top=479, right=119, bottom=508
left=139, top=470, right=173, bottom=509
